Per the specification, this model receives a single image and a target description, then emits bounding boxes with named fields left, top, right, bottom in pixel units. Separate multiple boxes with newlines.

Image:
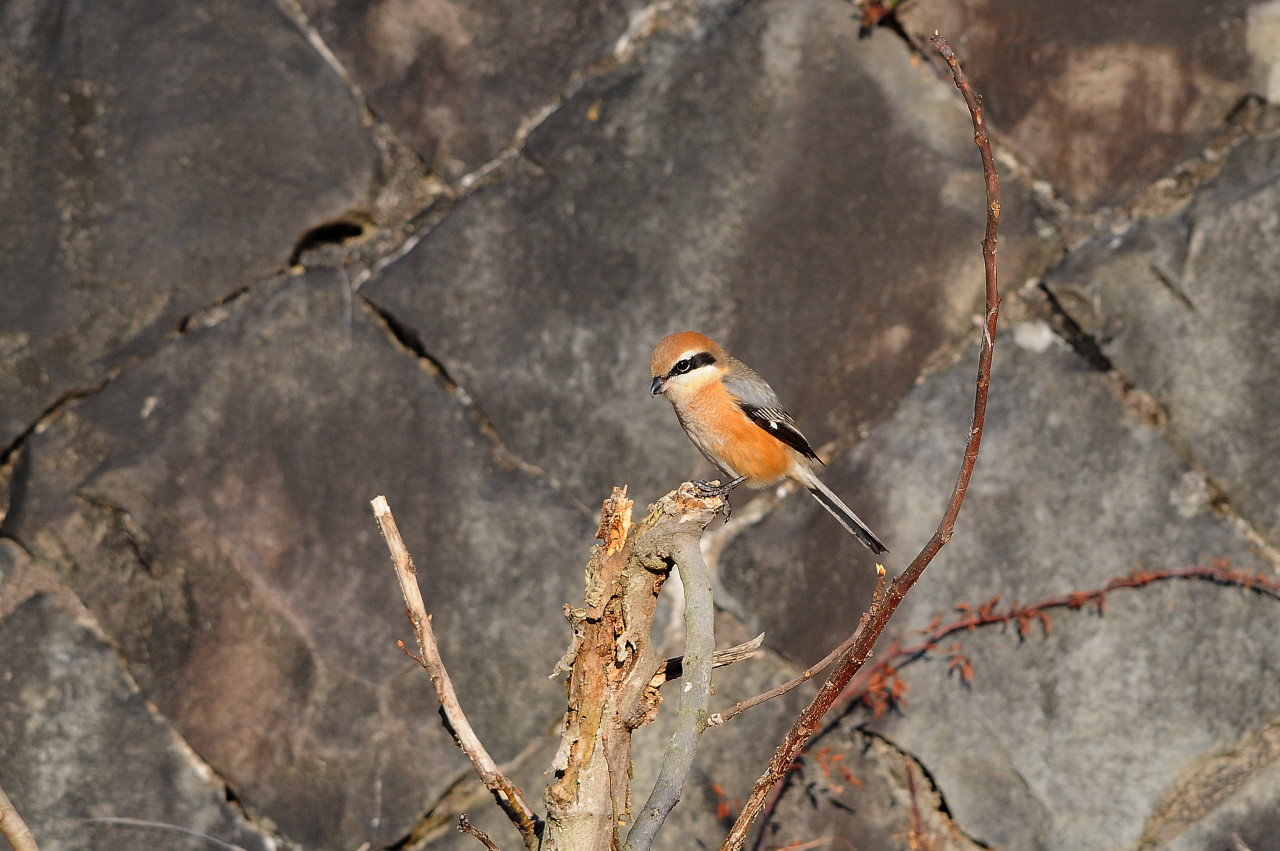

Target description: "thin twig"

left=905, top=762, right=931, bottom=851
left=661, top=633, right=765, bottom=684
left=77, top=817, right=244, bottom=851
left=749, top=571, right=887, bottom=851
left=0, top=783, right=38, bottom=851
left=838, top=558, right=1275, bottom=716
left=372, top=496, right=541, bottom=848
left=721, top=33, right=1000, bottom=850
left=708, top=630, right=858, bottom=727
left=622, top=530, right=716, bottom=851
left=726, top=558, right=1277, bottom=843
left=708, top=569, right=887, bottom=728
left=459, top=815, right=503, bottom=851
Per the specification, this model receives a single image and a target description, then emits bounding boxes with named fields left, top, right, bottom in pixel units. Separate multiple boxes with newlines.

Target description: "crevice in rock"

left=1148, top=261, right=1197, bottom=313
left=117, top=649, right=293, bottom=850
left=857, top=0, right=934, bottom=66
left=287, top=219, right=366, bottom=268
left=275, top=0, right=755, bottom=289
left=1092, top=371, right=1280, bottom=568
left=1036, top=281, right=1114, bottom=372
left=271, top=0, right=364, bottom=102
left=358, top=298, right=593, bottom=518
left=1138, top=718, right=1280, bottom=849
left=2, top=282, right=267, bottom=533
left=0, top=382, right=113, bottom=537
left=174, top=286, right=251, bottom=335
left=358, top=298, right=470, bottom=405
left=214, top=780, right=292, bottom=851
left=77, top=494, right=155, bottom=576
left=445, top=0, right=752, bottom=194
left=0, top=384, right=105, bottom=472
left=856, top=728, right=994, bottom=850
left=3, top=281, right=264, bottom=530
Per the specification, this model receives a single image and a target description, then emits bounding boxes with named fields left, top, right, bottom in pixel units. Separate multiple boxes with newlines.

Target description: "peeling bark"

left=543, top=486, right=718, bottom=851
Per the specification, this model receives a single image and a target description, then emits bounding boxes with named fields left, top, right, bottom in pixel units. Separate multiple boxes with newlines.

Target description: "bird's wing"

left=723, top=364, right=821, bottom=463
left=738, top=403, right=821, bottom=462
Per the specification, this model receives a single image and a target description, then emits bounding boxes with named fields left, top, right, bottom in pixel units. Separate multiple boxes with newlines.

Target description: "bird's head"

left=649, top=331, right=725, bottom=400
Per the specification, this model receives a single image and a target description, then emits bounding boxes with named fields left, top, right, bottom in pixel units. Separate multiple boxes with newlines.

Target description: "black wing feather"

left=739, top=403, right=822, bottom=463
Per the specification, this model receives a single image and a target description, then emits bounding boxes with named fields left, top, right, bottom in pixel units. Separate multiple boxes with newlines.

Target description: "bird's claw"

left=691, top=476, right=743, bottom=497
left=690, top=476, right=745, bottom=520
left=692, top=479, right=725, bottom=497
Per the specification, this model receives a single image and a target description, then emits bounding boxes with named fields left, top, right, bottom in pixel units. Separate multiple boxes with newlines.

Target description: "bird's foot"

left=691, top=476, right=745, bottom=498
left=691, top=476, right=745, bottom=520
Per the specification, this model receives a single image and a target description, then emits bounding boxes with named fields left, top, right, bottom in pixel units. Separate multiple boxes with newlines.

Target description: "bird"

left=649, top=331, right=888, bottom=555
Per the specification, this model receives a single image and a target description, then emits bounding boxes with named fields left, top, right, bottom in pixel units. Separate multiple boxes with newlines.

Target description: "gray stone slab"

left=2, top=272, right=595, bottom=848
left=0, top=0, right=380, bottom=448
left=1044, top=130, right=1280, bottom=547
left=844, top=335, right=1278, bottom=849
left=10, top=1, right=1276, bottom=848
left=0, top=593, right=276, bottom=851
left=362, top=0, right=1018, bottom=511
left=902, top=0, right=1261, bottom=208
left=297, top=0, right=641, bottom=178
left=1148, top=719, right=1280, bottom=849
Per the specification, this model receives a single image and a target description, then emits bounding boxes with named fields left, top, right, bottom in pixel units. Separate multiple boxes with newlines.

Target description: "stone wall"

left=2, top=1, right=1279, bottom=848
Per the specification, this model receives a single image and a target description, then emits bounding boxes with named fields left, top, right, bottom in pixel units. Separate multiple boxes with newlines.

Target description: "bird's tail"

left=806, top=477, right=889, bottom=556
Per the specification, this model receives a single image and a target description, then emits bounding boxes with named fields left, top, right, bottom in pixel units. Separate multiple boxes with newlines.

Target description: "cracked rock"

left=361, top=0, right=1038, bottom=512
left=2, top=272, right=595, bottom=848
left=847, top=337, right=1278, bottom=850
left=0, top=593, right=277, bottom=851
left=5, top=0, right=1280, bottom=848
left=1043, top=128, right=1280, bottom=547
left=901, top=0, right=1262, bottom=208
left=0, top=0, right=381, bottom=449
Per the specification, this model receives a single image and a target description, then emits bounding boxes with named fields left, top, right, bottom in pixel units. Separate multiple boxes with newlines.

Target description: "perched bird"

left=649, top=331, right=888, bottom=555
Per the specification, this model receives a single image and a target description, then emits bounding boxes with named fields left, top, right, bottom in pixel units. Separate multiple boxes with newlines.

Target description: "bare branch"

left=371, top=495, right=541, bottom=848
left=622, top=523, right=715, bottom=851
left=0, top=783, right=38, bottom=851
left=835, top=558, right=1279, bottom=718
left=659, top=633, right=765, bottom=684
left=720, top=32, right=1001, bottom=850
left=459, top=815, right=503, bottom=851
left=709, top=633, right=766, bottom=667
left=708, top=571, right=885, bottom=727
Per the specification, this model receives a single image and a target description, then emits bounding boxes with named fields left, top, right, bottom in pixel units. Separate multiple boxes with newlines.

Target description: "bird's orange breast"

left=680, top=379, right=793, bottom=487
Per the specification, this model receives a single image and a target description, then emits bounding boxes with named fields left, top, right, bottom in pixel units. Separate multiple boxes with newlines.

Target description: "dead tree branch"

left=720, top=32, right=1001, bottom=850
left=543, top=485, right=720, bottom=851
left=0, top=783, right=38, bottom=851
left=372, top=495, right=541, bottom=848
left=840, top=557, right=1280, bottom=717
left=622, top=526, right=715, bottom=851
left=660, top=633, right=764, bottom=684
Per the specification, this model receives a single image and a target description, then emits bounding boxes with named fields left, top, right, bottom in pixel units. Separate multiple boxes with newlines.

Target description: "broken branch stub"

left=543, top=485, right=719, bottom=851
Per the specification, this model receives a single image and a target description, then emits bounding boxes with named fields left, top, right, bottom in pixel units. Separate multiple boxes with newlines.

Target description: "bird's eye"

left=668, top=351, right=715, bottom=378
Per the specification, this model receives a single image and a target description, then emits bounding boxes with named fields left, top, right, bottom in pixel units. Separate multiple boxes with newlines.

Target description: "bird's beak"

left=650, top=376, right=666, bottom=397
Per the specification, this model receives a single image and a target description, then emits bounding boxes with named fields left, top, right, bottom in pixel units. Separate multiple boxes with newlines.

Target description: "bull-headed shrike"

left=649, top=331, right=888, bottom=555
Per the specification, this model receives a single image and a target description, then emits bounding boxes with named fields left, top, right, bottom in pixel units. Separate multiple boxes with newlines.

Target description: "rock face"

left=2, top=0, right=1279, bottom=850
left=901, top=0, right=1268, bottom=208
left=0, top=594, right=278, bottom=851
left=0, top=0, right=380, bottom=450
